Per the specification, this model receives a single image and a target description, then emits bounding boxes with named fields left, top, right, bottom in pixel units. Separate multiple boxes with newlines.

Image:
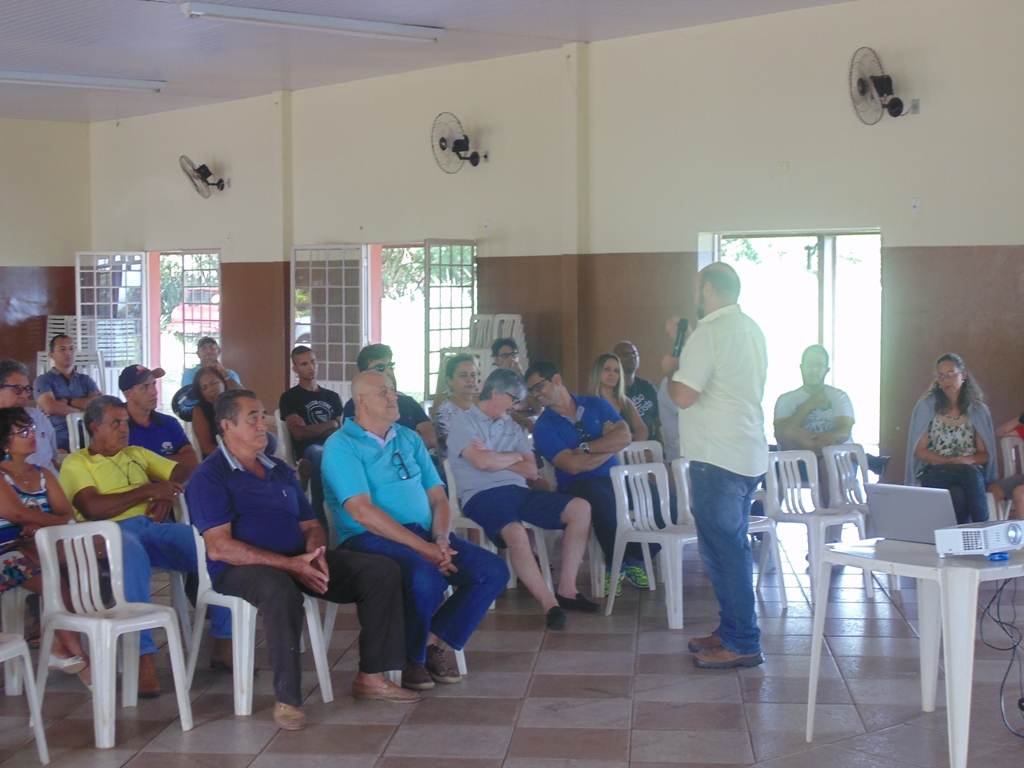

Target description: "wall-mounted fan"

left=431, top=112, right=486, bottom=174
left=179, top=155, right=225, bottom=198
left=849, top=47, right=904, bottom=125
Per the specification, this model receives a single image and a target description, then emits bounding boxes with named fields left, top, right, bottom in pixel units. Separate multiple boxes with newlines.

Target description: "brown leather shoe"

left=273, top=702, right=307, bottom=730
left=211, top=637, right=233, bottom=672
left=687, top=632, right=723, bottom=653
left=401, top=663, right=434, bottom=691
left=352, top=678, right=421, bottom=703
left=424, top=644, right=462, bottom=684
left=138, top=653, right=161, bottom=699
left=693, top=646, right=764, bottom=669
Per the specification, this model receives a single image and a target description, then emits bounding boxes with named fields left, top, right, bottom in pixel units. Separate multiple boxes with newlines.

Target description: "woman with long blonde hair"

left=588, top=354, right=648, bottom=441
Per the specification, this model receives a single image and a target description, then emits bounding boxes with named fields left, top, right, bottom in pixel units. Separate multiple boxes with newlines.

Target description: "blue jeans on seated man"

left=340, top=523, right=509, bottom=666
left=564, top=476, right=660, bottom=569
left=119, top=515, right=231, bottom=656
left=301, top=443, right=328, bottom=531
left=918, top=463, right=989, bottom=524
left=689, top=461, right=762, bottom=656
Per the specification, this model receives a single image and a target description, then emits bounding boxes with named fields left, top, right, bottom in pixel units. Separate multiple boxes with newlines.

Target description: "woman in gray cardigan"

left=904, top=352, right=995, bottom=524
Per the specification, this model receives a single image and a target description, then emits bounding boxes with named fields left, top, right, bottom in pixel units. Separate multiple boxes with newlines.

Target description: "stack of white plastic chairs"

left=435, top=313, right=529, bottom=397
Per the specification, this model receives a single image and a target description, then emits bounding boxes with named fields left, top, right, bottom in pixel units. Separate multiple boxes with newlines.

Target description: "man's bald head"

left=352, top=370, right=399, bottom=429
left=699, top=262, right=741, bottom=304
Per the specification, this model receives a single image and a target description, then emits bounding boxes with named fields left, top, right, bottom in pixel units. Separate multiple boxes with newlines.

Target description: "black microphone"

left=672, top=318, right=689, bottom=357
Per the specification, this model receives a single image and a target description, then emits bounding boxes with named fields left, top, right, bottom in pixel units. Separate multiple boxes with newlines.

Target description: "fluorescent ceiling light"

left=0, top=70, right=165, bottom=92
left=181, top=2, right=442, bottom=42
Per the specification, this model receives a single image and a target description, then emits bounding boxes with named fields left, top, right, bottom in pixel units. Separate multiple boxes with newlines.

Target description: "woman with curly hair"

left=0, top=407, right=91, bottom=684
left=905, top=353, right=996, bottom=524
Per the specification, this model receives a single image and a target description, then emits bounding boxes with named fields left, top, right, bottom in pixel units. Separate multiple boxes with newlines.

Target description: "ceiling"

left=0, top=0, right=849, bottom=123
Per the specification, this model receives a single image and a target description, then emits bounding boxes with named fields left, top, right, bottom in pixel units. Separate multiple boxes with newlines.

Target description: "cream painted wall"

left=89, top=94, right=286, bottom=262
left=0, top=118, right=89, bottom=267
left=291, top=49, right=566, bottom=258
left=588, top=0, right=1024, bottom=251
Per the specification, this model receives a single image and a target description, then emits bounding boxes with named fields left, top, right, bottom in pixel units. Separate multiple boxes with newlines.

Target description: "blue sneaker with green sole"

left=623, top=564, right=650, bottom=589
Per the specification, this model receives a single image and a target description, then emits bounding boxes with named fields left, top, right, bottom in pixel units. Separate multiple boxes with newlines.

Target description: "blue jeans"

left=918, top=464, right=989, bottom=524
left=301, top=443, right=327, bottom=530
left=340, top=524, right=508, bottom=665
left=688, top=461, right=762, bottom=655
left=119, top=516, right=230, bottom=655
left=564, top=476, right=659, bottom=569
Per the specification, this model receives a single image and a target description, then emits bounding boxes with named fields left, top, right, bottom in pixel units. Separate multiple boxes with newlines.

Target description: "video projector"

left=934, top=520, right=1024, bottom=557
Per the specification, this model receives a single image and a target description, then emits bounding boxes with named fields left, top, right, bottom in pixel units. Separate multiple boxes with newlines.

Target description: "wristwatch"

left=579, top=442, right=590, bottom=454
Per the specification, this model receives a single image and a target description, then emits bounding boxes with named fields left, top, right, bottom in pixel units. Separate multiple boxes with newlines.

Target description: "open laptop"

left=864, top=484, right=959, bottom=545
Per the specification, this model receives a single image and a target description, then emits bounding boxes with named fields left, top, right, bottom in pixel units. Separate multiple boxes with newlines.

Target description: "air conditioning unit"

left=935, top=520, right=1024, bottom=557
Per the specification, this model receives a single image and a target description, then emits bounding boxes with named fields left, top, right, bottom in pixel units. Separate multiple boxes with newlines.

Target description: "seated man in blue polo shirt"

left=448, top=368, right=599, bottom=631
left=323, top=370, right=508, bottom=692
left=526, top=360, right=650, bottom=597
left=122, top=364, right=198, bottom=474
left=187, top=389, right=416, bottom=730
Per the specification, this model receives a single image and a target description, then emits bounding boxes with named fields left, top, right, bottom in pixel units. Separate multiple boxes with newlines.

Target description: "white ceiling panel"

left=0, top=0, right=852, bottom=122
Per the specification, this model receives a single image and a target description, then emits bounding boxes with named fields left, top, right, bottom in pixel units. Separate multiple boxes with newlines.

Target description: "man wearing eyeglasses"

left=121, top=365, right=199, bottom=473
left=0, top=359, right=59, bottom=470
left=447, top=367, right=599, bottom=631
left=341, top=344, right=438, bottom=450
left=59, top=395, right=225, bottom=698
left=323, top=370, right=508, bottom=692
left=491, top=337, right=524, bottom=376
left=279, top=346, right=343, bottom=529
left=525, top=360, right=650, bottom=598
left=33, top=334, right=102, bottom=452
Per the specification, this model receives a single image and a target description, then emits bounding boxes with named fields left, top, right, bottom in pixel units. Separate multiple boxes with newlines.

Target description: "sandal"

left=49, top=654, right=88, bottom=675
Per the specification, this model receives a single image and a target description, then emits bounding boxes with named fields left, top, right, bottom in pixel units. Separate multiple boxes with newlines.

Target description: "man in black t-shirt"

left=279, top=346, right=343, bottom=529
left=341, top=344, right=438, bottom=451
left=614, top=341, right=662, bottom=445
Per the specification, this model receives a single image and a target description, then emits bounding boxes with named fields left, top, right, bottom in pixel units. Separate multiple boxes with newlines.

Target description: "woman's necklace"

left=0, top=460, right=40, bottom=492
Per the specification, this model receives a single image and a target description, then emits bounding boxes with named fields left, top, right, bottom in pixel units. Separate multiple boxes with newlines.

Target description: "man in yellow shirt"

left=60, top=395, right=228, bottom=697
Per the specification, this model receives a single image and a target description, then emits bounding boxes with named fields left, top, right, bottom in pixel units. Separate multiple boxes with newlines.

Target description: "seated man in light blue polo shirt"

left=448, top=368, right=598, bottom=631
left=321, top=370, right=508, bottom=692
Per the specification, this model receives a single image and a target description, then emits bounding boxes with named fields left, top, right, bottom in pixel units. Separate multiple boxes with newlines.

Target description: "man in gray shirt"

left=447, top=368, right=599, bottom=630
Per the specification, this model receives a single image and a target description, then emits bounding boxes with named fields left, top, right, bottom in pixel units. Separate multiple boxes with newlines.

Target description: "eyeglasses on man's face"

left=527, top=377, right=551, bottom=395
left=371, top=362, right=396, bottom=373
left=1, top=384, right=31, bottom=396
left=495, top=352, right=518, bottom=360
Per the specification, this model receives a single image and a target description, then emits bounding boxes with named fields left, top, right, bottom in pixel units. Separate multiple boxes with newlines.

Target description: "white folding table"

left=806, top=539, right=1024, bottom=768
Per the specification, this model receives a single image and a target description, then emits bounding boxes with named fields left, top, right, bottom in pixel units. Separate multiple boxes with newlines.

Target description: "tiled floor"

left=3, top=529, right=1024, bottom=767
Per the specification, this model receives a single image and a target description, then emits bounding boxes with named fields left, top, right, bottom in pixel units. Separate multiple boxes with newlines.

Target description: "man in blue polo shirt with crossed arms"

left=322, top=370, right=508, bottom=692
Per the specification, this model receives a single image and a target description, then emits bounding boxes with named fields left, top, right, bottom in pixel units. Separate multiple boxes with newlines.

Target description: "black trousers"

left=213, top=549, right=405, bottom=706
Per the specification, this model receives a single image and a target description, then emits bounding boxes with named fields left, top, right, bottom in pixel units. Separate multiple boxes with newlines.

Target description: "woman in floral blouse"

left=905, top=353, right=996, bottom=524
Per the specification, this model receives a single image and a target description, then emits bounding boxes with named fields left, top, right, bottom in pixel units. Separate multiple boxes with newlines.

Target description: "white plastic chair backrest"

left=274, top=410, right=295, bottom=464
left=35, top=521, right=127, bottom=615
left=493, top=314, right=521, bottom=342
left=45, top=314, right=77, bottom=340
left=442, top=459, right=462, bottom=515
left=539, top=457, right=557, bottom=489
left=822, top=443, right=869, bottom=509
left=1000, top=435, right=1024, bottom=478
left=765, top=450, right=821, bottom=515
left=617, top=440, right=664, bottom=465
left=668, top=458, right=695, bottom=525
left=66, top=412, right=89, bottom=452
left=71, top=350, right=106, bottom=395
left=469, top=315, right=494, bottom=348
left=35, top=351, right=49, bottom=377
left=174, top=495, right=191, bottom=525
left=191, top=526, right=214, bottom=595
left=610, top=462, right=672, bottom=533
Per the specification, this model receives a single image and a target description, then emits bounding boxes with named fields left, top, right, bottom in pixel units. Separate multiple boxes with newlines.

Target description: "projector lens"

left=1007, top=524, right=1022, bottom=546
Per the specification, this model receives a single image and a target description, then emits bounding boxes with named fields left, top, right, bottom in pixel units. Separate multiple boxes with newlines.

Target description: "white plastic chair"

left=443, top=460, right=516, bottom=591
left=0, top=633, right=49, bottom=764
left=617, top=440, right=664, bottom=466
left=765, top=450, right=872, bottom=602
left=65, top=413, right=88, bottom=453
left=605, top=462, right=698, bottom=629
left=273, top=409, right=296, bottom=466
left=186, top=526, right=334, bottom=715
left=35, top=521, right=193, bottom=749
left=1, top=587, right=30, bottom=696
left=670, top=459, right=787, bottom=610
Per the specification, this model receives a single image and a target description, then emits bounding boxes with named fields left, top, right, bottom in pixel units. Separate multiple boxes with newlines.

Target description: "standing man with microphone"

left=662, top=262, right=768, bottom=669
